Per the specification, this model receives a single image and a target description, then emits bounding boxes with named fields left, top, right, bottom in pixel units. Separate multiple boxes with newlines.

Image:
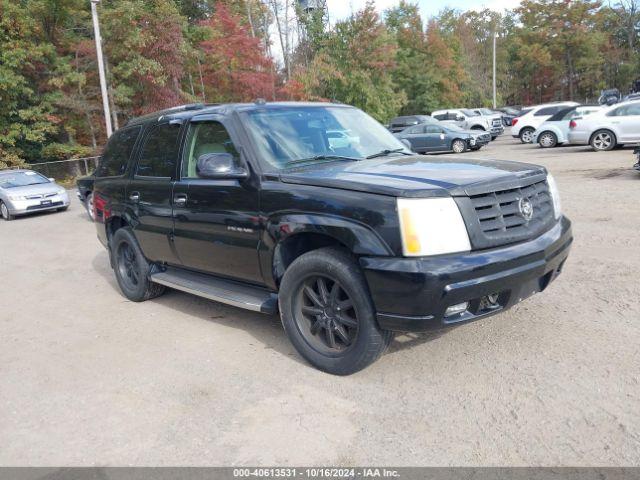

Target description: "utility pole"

left=91, top=0, right=113, bottom=138
left=492, top=31, right=497, bottom=109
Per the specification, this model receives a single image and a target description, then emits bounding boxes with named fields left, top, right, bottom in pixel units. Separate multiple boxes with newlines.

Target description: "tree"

left=199, top=3, right=276, bottom=102
left=101, top=0, right=189, bottom=118
left=287, top=2, right=405, bottom=122
left=0, top=0, right=60, bottom=166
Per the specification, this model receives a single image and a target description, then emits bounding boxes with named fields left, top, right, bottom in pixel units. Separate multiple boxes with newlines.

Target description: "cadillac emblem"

left=518, top=197, right=534, bottom=222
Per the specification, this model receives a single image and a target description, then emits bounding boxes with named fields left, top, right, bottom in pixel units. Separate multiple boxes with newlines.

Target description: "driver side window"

left=181, top=121, right=239, bottom=179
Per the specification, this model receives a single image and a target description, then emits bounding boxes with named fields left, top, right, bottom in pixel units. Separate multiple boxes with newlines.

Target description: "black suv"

left=93, top=102, right=572, bottom=375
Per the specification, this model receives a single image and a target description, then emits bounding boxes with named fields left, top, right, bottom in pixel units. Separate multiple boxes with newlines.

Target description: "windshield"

left=0, top=171, right=50, bottom=189
left=242, top=106, right=410, bottom=170
left=479, top=108, right=495, bottom=115
left=460, top=109, right=479, bottom=117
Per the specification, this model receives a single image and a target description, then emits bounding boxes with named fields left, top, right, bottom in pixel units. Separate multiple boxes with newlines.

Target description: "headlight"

left=57, top=188, right=66, bottom=195
left=546, top=174, right=562, bottom=219
left=397, top=197, right=471, bottom=256
left=8, top=194, right=24, bottom=201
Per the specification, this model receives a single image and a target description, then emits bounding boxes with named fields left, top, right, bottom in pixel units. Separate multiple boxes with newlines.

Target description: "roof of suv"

left=124, top=101, right=348, bottom=127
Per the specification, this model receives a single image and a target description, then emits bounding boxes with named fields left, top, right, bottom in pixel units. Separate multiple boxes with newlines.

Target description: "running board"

left=150, top=268, right=278, bottom=314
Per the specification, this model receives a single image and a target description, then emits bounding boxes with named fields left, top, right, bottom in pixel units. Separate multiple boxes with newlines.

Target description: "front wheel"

left=0, top=201, right=14, bottom=221
left=590, top=130, right=616, bottom=151
left=111, top=227, right=165, bottom=302
left=538, top=131, right=558, bottom=148
left=279, top=247, right=393, bottom=375
left=520, top=127, right=535, bottom=144
left=451, top=139, right=467, bottom=153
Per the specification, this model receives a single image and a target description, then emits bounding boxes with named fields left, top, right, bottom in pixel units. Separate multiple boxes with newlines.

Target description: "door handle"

left=174, top=194, right=188, bottom=207
left=129, top=191, right=140, bottom=202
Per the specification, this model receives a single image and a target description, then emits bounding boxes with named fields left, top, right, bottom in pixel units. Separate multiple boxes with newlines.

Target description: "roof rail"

left=124, top=103, right=220, bottom=126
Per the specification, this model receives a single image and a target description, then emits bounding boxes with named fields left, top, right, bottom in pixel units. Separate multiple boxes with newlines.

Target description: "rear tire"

left=279, top=247, right=393, bottom=375
left=538, top=131, right=558, bottom=148
left=590, top=130, right=616, bottom=151
left=0, top=201, right=14, bottom=221
left=451, top=139, right=466, bottom=153
left=85, top=193, right=95, bottom=221
left=520, top=127, right=535, bottom=144
left=110, top=227, right=165, bottom=302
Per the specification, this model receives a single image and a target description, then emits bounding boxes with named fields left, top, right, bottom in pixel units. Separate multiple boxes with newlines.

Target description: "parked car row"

left=511, top=99, right=640, bottom=152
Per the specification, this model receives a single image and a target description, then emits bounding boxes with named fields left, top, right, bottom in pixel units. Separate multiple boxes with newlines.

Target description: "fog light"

left=445, top=302, right=468, bottom=317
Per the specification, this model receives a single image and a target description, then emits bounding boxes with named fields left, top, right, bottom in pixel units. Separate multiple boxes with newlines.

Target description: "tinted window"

left=425, top=125, right=443, bottom=134
left=548, top=107, right=576, bottom=122
left=432, top=113, right=447, bottom=121
left=182, top=121, right=239, bottom=178
left=136, top=124, right=181, bottom=177
left=97, top=126, right=141, bottom=177
left=535, top=106, right=560, bottom=116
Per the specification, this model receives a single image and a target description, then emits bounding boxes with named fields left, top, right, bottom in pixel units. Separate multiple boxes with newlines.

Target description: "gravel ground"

left=1, top=136, right=639, bottom=466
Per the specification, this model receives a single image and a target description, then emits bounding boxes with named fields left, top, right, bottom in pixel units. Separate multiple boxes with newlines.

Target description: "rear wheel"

left=85, top=193, right=95, bottom=221
left=279, top=247, right=393, bottom=375
left=451, top=139, right=466, bottom=153
left=538, top=131, right=558, bottom=148
left=590, top=130, right=616, bottom=151
left=0, top=201, right=14, bottom=221
left=111, top=227, right=165, bottom=302
left=520, top=127, right=535, bottom=144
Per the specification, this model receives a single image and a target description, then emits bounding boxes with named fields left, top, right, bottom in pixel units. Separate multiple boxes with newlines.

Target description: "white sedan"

left=568, top=100, right=640, bottom=151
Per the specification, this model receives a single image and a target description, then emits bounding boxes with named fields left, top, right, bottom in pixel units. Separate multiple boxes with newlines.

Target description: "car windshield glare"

left=242, top=106, right=410, bottom=170
left=460, top=109, right=479, bottom=117
left=0, top=171, right=50, bottom=189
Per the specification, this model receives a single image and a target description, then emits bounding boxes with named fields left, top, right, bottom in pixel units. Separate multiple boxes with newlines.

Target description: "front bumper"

left=6, top=192, right=70, bottom=215
left=491, top=126, right=504, bottom=137
left=360, top=216, right=572, bottom=332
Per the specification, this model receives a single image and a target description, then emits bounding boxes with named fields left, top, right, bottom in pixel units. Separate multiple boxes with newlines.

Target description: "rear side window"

left=96, top=126, right=141, bottom=177
left=535, top=106, right=560, bottom=116
left=136, top=124, right=181, bottom=178
left=432, top=113, right=446, bottom=121
left=610, top=103, right=640, bottom=116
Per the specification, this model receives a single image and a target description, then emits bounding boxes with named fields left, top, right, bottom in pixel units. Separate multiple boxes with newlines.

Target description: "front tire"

left=590, top=130, right=616, bottom=151
left=111, top=227, right=165, bottom=302
left=520, top=127, right=535, bottom=144
left=0, top=201, right=14, bottom=221
left=451, top=139, right=466, bottom=153
left=279, top=247, right=393, bottom=375
left=538, top=131, right=558, bottom=148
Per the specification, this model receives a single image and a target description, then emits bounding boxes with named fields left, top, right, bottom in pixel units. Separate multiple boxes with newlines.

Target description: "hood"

left=279, top=155, right=547, bottom=198
left=0, top=182, right=62, bottom=197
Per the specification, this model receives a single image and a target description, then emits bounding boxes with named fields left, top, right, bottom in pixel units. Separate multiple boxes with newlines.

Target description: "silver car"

left=0, top=169, right=70, bottom=221
left=568, top=100, right=640, bottom=151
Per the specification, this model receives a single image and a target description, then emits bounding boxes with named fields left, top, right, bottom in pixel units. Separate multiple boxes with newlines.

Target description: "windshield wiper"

left=365, top=148, right=413, bottom=159
left=284, top=155, right=361, bottom=168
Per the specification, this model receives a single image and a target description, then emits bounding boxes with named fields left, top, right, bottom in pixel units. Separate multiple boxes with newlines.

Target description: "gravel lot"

left=1, top=136, right=639, bottom=466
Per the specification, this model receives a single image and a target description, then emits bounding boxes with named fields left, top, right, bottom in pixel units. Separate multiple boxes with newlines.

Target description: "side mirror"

left=455, top=115, right=465, bottom=121
left=196, top=153, right=248, bottom=180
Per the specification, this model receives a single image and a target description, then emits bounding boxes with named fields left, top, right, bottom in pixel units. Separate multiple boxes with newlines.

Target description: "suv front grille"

left=491, top=118, right=502, bottom=127
left=456, top=179, right=556, bottom=249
